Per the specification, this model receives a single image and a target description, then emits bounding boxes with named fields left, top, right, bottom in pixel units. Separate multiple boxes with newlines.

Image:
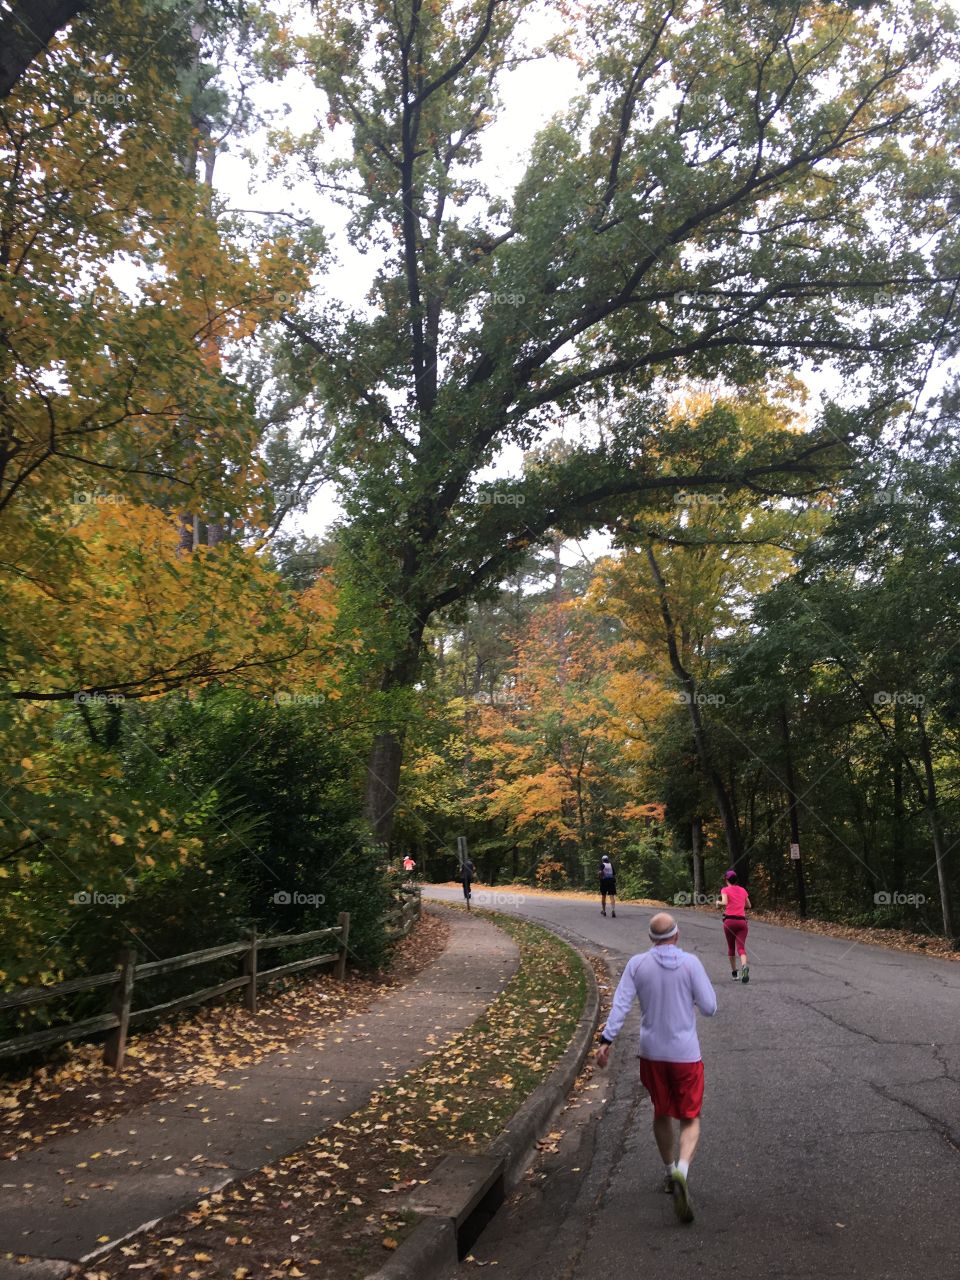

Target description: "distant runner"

left=719, top=869, right=751, bottom=983
left=599, top=855, right=617, bottom=917
left=596, top=912, right=717, bottom=1224
left=402, top=854, right=416, bottom=875
left=461, top=857, right=476, bottom=906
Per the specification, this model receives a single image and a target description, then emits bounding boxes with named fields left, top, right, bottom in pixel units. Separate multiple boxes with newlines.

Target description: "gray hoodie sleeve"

left=688, top=955, right=718, bottom=1017
left=601, top=956, right=639, bottom=1041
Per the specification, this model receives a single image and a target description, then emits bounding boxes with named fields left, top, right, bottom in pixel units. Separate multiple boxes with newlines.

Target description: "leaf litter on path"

left=0, top=914, right=449, bottom=1158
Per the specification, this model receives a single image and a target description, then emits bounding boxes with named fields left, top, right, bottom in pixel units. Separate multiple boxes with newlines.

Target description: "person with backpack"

left=718, top=869, right=751, bottom=983
left=599, top=854, right=617, bottom=917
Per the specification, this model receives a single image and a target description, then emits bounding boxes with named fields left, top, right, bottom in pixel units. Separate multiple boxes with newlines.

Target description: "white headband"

left=649, top=920, right=678, bottom=942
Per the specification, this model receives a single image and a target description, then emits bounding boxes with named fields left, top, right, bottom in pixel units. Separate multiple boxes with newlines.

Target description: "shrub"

left=535, top=859, right=567, bottom=889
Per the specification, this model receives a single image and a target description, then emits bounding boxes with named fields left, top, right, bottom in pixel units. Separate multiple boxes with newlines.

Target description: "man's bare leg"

left=665, top=1118, right=700, bottom=1223
left=653, top=1114, right=676, bottom=1164
left=678, top=1117, right=700, bottom=1168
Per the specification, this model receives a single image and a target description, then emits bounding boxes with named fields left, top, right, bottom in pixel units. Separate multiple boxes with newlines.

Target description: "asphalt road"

left=424, top=887, right=960, bottom=1280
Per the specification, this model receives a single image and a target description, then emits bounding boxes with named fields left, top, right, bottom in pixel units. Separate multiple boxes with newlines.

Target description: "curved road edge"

left=366, top=915, right=600, bottom=1280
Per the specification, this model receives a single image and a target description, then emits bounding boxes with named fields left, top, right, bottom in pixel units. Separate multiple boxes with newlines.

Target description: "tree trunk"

left=916, top=707, right=955, bottom=946
left=0, top=0, right=89, bottom=100
left=691, top=816, right=704, bottom=900
left=363, top=731, right=406, bottom=845
left=892, top=703, right=906, bottom=895
left=361, top=621, right=426, bottom=843
left=177, top=511, right=196, bottom=554
left=559, top=796, right=580, bottom=884
left=778, top=703, right=807, bottom=918
left=644, top=544, right=744, bottom=871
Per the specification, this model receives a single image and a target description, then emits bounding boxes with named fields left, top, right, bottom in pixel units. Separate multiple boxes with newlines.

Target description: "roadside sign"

left=789, top=843, right=801, bottom=860
left=456, top=835, right=468, bottom=866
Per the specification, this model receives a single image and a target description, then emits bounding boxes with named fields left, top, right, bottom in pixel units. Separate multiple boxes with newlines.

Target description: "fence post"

left=335, top=911, right=350, bottom=981
left=103, top=948, right=136, bottom=1070
left=244, top=927, right=258, bottom=1014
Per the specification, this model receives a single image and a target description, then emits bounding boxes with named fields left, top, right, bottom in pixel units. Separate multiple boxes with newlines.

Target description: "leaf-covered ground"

left=87, top=911, right=586, bottom=1280
left=0, top=914, right=449, bottom=1159
left=428, top=881, right=665, bottom=906
left=742, top=907, right=960, bottom=962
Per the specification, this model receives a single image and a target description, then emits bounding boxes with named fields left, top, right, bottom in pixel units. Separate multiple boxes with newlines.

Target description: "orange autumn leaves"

left=475, top=598, right=667, bottom=852
left=6, top=501, right=341, bottom=706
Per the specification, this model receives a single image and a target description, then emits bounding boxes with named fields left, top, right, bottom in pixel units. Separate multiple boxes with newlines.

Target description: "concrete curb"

left=365, top=924, right=600, bottom=1280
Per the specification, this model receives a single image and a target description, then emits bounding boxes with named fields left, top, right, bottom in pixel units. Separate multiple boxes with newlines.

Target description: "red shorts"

left=639, top=1058, right=705, bottom=1119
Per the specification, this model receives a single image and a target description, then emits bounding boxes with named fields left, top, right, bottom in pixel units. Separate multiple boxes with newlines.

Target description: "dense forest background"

left=2, top=0, right=959, bottom=1009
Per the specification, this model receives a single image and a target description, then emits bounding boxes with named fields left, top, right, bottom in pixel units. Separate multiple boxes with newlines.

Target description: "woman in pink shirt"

left=719, top=870, right=751, bottom=983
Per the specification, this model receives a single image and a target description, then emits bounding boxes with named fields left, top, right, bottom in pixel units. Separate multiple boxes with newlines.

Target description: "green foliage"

left=616, top=831, right=690, bottom=904
left=120, top=691, right=394, bottom=967
left=0, top=689, right=395, bottom=1010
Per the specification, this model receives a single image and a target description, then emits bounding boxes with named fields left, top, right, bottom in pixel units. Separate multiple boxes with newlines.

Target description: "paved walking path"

left=0, top=907, right=518, bottom=1279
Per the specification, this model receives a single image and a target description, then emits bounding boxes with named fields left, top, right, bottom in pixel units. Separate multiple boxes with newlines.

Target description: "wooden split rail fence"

left=0, top=912, right=354, bottom=1071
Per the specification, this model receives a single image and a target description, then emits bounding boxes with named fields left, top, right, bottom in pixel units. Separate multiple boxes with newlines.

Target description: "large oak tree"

left=262, top=0, right=960, bottom=839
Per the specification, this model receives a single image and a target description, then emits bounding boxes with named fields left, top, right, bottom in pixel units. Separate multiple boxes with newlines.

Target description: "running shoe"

left=601, top=908, right=606, bottom=916
left=670, top=1169, right=694, bottom=1224
left=740, top=964, right=750, bottom=984
left=730, top=971, right=739, bottom=980
left=662, top=1173, right=675, bottom=1194
left=612, top=909, right=616, bottom=917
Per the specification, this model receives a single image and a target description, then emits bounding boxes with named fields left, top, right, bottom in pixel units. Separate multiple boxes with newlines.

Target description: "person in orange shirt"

left=718, top=870, right=751, bottom=983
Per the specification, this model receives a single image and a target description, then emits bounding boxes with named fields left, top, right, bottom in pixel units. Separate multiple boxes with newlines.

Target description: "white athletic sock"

left=665, top=1161, right=677, bottom=1174
left=677, top=1159, right=689, bottom=1179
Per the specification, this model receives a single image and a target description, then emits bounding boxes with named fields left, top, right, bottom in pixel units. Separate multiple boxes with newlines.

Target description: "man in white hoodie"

left=595, top=912, right=717, bottom=1224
